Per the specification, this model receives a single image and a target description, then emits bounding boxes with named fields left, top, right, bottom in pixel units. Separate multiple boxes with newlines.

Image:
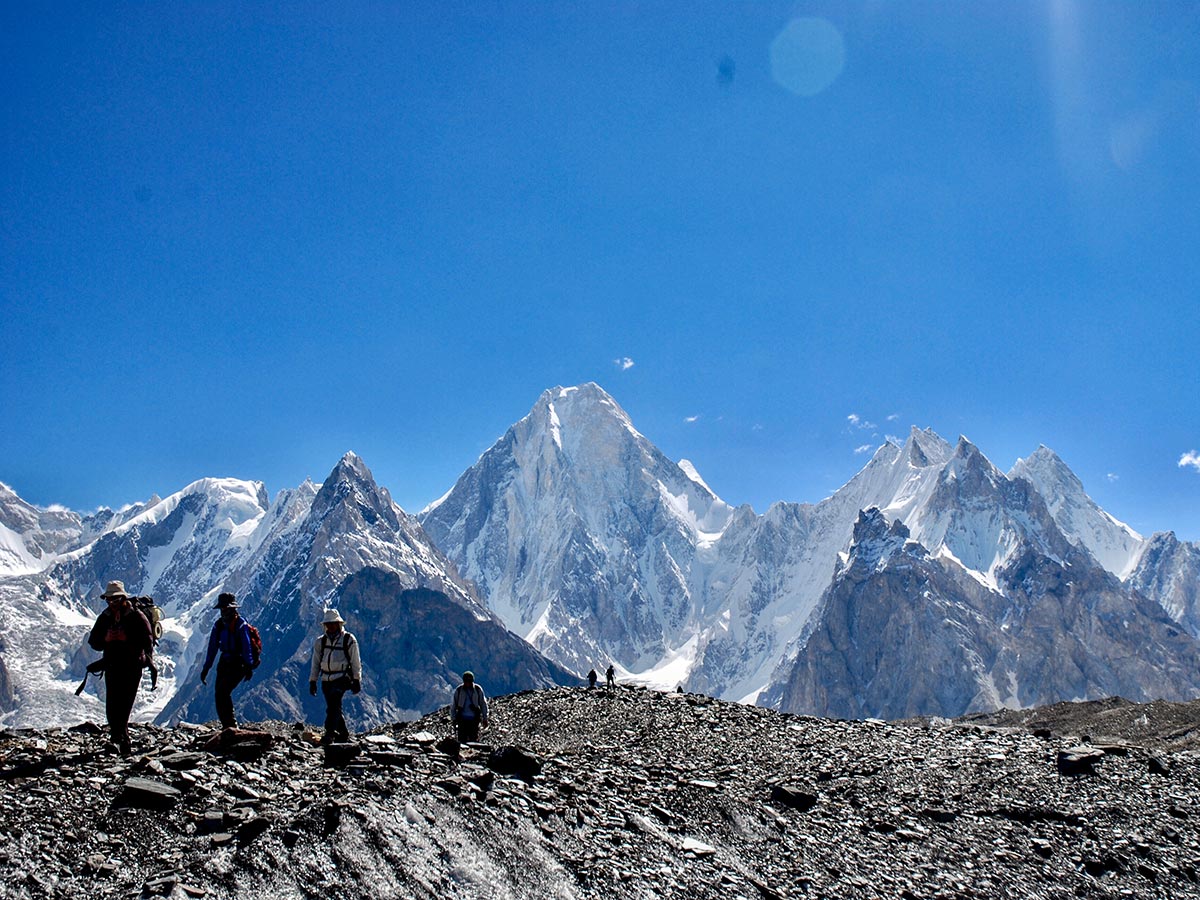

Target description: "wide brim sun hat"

left=101, top=581, right=129, bottom=599
left=322, top=608, right=345, bottom=624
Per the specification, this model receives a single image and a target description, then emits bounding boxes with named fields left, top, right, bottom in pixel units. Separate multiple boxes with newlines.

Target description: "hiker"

left=308, top=609, right=362, bottom=745
left=199, top=592, right=256, bottom=730
left=587, top=668, right=598, bottom=689
left=606, top=664, right=615, bottom=689
left=87, top=580, right=154, bottom=756
left=451, top=671, right=489, bottom=743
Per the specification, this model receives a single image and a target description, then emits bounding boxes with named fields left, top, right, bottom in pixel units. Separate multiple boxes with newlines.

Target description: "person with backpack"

left=450, top=671, right=488, bottom=744
left=199, top=592, right=258, bottom=730
left=587, top=668, right=598, bottom=689
left=308, top=609, right=362, bottom=745
left=606, top=664, right=616, bottom=689
left=87, top=580, right=154, bottom=756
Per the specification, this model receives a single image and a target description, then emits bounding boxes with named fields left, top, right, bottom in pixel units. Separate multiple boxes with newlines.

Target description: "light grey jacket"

left=309, top=630, right=362, bottom=684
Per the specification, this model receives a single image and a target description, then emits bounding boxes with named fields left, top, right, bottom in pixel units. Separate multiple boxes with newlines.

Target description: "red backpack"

left=245, top=622, right=263, bottom=669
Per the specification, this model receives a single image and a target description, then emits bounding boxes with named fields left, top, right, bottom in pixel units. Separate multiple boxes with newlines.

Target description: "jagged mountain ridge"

left=775, top=509, right=1200, bottom=719
left=418, top=384, right=1200, bottom=715
left=0, top=454, right=573, bottom=730
left=2, top=382, right=1199, bottom=726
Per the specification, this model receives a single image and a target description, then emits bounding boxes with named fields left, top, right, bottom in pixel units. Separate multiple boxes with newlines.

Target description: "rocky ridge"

left=3, top=688, right=1199, bottom=899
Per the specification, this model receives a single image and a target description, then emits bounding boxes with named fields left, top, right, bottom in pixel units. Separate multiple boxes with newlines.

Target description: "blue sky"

left=2, top=2, right=1199, bottom=540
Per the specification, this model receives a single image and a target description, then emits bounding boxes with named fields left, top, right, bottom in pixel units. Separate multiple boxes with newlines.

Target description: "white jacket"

left=309, top=630, right=362, bottom=684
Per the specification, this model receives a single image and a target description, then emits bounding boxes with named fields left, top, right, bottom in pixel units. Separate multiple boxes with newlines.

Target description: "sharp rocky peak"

left=904, top=426, right=953, bottom=468
left=310, top=453, right=399, bottom=528
left=845, top=508, right=921, bottom=575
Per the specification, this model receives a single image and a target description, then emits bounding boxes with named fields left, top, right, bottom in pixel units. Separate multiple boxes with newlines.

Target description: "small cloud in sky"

left=847, top=413, right=876, bottom=430
left=614, top=357, right=635, bottom=371
left=685, top=415, right=700, bottom=424
left=1107, top=473, right=1119, bottom=482
left=886, top=413, right=899, bottom=422
left=752, top=424, right=764, bottom=432
left=1180, top=450, right=1200, bottom=473
left=854, top=444, right=873, bottom=455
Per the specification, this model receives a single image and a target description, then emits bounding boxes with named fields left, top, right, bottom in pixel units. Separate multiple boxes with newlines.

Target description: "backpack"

left=130, top=596, right=163, bottom=642
left=246, top=622, right=262, bottom=669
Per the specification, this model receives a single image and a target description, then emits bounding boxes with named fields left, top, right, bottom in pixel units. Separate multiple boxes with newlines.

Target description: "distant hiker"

left=587, top=668, right=598, bottom=689
left=308, top=609, right=362, bottom=745
left=451, top=671, right=489, bottom=743
left=606, top=664, right=615, bottom=689
left=199, top=593, right=256, bottom=730
left=87, top=580, right=154, bottom=756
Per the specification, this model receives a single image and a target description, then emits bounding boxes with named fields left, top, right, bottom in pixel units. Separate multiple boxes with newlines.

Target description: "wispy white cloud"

left=752, top=424, right=764, bottom=432
left=1180, top=450, right=1200, bottom=473
left=854, top=444, right=873, bottom=455
left=1106, top=473, right=1119, bottom=482
left=684, top=415, right=700, bottom=424
left=614, top=357, right=635, bottom=371
left=847, top=413, right=877, bottom=430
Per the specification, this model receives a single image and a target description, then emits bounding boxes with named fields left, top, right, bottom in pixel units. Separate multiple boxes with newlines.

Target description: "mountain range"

left=2, top=383, right=1198, bottom=729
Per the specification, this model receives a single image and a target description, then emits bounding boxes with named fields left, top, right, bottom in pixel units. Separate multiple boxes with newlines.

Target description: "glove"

left=243, top=667, right=253, bottom=683
left=309, top=681, right=318, bottom=696
left=200, top=667, right=209, bottom=685
left=350, top=679, right=361, bottom=694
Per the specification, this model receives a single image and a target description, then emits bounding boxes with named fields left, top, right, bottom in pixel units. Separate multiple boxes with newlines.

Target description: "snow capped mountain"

left=1128, top=531, right=1200, bottom=639
left=775, top=508, right=1200, bottom=719
left=1010, top=446, right=1146, bottom=578
left=4, top=383, right=1199, bottom=727
left=160, top=451, right=569, bottom=727
left=418, top=390, right=1200, bottom=714
left=0, top=480, right=83, bottom=575
left=0, top=454, right=570, bottom=730
left=420, top=384, right=734, bottom=676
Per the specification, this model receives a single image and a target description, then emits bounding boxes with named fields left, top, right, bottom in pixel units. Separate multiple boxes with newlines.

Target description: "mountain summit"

left=420, top=384, right=734, bottom=675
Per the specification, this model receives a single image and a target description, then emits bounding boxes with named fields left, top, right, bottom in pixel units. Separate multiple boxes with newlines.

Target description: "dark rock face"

left=0, top=650, right=14, bottom=713
left=776, top=509, right=1200, bottom=720
left=159, top=455, right=555, bottom=728
left=320, top=569, right=578, bottom=716
left=3, top=688, right=1200, bottom=899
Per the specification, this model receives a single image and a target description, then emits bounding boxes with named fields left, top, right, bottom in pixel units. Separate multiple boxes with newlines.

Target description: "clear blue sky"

left=3, top=2, right=1198, bottom=540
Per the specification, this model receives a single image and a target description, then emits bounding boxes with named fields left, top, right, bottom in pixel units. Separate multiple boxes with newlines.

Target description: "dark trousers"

left=214, top=656, right=244, bottom=729
left=105, top=662, right=143, bottom=743
left=456, top=717, right=480, bottom=744
left=321, top=678, right=350, bottom=741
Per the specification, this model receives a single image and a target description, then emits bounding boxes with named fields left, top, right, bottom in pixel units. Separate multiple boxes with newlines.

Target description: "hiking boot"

left=118, top=737, right=133, bottom=757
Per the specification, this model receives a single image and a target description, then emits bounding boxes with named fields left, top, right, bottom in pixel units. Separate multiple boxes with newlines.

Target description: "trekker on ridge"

left=87, top=580, right=154, bottom=756
left=200, top=592, right=256, bottom=730
left=309, top=609, right=362, bottom=745
left=451, top=671, right=488, bottom=744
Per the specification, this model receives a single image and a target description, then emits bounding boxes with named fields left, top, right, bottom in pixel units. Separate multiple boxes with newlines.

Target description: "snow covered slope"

left=1009, top=446, right=1146, bottom=578
left=0, top=455, right=569, bottom=730
left=421, top=384, right=734, bottom=677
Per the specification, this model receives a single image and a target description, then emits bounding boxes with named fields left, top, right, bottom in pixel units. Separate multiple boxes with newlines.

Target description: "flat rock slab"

left=1057, top=746, right=1106, bottom=776
left=116, top=777, right=182, bottom=810
left=159, top=752, right=207, bottom=771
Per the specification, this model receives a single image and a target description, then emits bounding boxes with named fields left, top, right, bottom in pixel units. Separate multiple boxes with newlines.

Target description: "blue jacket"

left=202, top=617, right=254, bottom=671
